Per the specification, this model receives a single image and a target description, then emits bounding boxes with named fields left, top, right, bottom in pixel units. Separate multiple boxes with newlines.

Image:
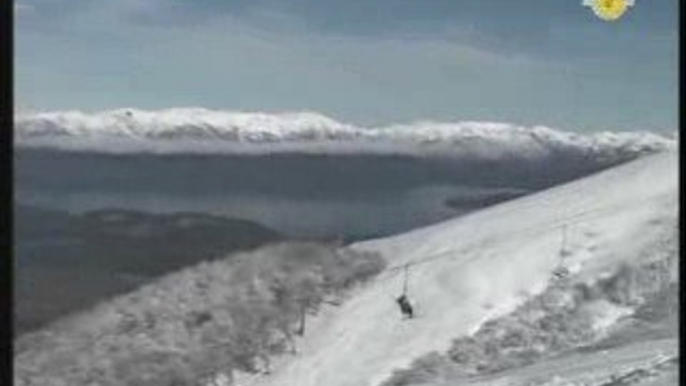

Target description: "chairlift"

left=396, top=264, right=414, bottom=319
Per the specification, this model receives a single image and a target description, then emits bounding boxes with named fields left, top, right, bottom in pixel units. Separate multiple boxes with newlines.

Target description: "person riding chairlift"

left=396, top=294, right=414, bottom=319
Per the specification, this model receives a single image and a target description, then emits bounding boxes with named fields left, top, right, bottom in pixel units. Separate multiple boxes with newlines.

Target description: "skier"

left=396, top=294, right=414, bottom=319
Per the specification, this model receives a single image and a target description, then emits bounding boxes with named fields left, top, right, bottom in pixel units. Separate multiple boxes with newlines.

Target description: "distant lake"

left=15, top=149, right=613, bottom=239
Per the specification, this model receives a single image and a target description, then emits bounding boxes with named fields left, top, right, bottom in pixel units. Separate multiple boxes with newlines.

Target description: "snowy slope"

left=438, top=338, right=678, bottom=386
left=233, top=150, right=677, bottom=386
left=14, top=108, right=675, bottom=158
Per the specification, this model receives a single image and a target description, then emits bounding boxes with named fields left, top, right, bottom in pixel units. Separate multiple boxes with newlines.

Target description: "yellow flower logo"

left=583, top=0, right=635, bottom=21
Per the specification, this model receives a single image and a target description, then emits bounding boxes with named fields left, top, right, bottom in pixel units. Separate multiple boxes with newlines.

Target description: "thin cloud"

left=15, top=3, right=35, bottom=14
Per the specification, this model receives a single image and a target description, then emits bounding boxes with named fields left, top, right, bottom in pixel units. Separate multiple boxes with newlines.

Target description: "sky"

left=15, top=0, right=678, bottom=132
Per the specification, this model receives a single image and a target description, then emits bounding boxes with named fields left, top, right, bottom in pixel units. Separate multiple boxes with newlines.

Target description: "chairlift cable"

left=560, top=224, right=569, bottom=259
left=374, top=194, right=661, bottom=282
left=402, top=264, right=410, bottom=296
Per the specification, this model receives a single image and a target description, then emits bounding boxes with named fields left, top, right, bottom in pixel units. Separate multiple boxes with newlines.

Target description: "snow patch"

left=581, top=300, right=633, bottom=332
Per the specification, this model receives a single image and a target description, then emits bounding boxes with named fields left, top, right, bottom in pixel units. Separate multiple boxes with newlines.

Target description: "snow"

left=235, top=150, right=677, bottom=386
left=448, top=338, right=678, bottom=386
left=14, top=108, right=675, bottom=157
left=581, top=299, right=633, bottom=331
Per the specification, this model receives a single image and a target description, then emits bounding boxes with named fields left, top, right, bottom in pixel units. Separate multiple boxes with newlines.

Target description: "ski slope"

left=236, top=150, right=678, bottom=386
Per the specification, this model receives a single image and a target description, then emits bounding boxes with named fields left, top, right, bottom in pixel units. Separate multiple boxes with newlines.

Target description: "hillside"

left=237, top=150, right=677, bottom=386
left=14, top=242, right=385, bottom=386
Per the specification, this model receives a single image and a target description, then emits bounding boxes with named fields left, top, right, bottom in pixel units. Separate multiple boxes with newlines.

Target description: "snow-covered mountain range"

left=15, top=109, right=676, bottom=159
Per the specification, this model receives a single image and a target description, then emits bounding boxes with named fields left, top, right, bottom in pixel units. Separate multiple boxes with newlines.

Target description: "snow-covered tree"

left=15, top=241, right=385, bottom=386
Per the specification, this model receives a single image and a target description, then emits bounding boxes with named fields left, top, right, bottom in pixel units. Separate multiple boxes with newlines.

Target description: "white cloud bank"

left=14, top=108, right=676, bottom=159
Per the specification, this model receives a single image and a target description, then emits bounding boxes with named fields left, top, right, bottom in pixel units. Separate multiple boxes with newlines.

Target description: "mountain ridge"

left=15, top=109, right=675, bottom=157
